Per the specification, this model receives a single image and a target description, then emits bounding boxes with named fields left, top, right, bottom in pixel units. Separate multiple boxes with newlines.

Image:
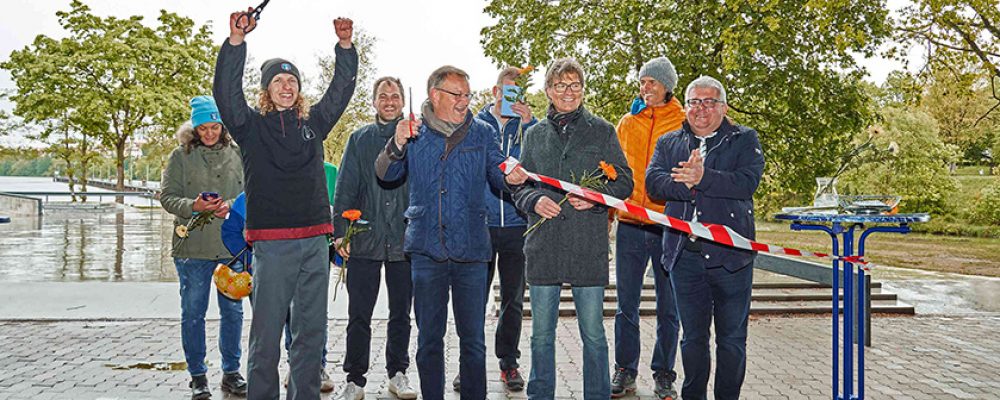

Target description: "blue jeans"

left=527, top=285, right=609, bottom=400
left=410, top=254, right=487, bottom=400
left=174, top=257, right=244, bottom=376
left=670, top=249, right=753, bottom=400
left=614, top=223, right=679, bottom=379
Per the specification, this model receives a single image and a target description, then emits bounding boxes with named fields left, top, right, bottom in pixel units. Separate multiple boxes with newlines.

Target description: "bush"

left=840, top=106, right=959, bottom=215
left=971, top=181, right=1000, bottom=225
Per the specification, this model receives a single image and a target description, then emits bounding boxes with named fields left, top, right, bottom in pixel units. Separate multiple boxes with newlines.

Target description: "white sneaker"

left=388, top=372, right=418, bottom=399
left=320, top=368, right=335, bottom=393
left=334, top=382, right=364, bottom=400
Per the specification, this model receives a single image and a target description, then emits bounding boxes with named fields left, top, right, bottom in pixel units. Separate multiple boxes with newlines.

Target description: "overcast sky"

left=0, top=0, right=919, bottom=148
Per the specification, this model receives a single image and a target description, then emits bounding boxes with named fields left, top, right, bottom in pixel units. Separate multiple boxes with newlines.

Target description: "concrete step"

left=518, top=299, right=914, bottom=317
left=501, top=291, right=899, bottom=303
left=493, top=280, right=912, bottom=317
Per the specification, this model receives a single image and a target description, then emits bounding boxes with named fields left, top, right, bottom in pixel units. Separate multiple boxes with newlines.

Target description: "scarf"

left=421, top=100, right=466, bottom=137
left=546, top=103, right=584, bottom=134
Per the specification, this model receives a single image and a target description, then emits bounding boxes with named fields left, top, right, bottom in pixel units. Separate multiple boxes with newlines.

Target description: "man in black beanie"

left=213, top=9, right=358, bottom=400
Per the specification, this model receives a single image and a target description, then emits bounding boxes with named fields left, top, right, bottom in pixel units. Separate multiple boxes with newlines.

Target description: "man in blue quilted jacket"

left=375, top=65, right=528, bottom=400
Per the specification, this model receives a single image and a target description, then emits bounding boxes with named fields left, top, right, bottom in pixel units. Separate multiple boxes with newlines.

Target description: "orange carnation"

left=518, top=65, right=535, bottom=75
left=342, top=209, right=362, bottom=221
left=599, top=161, right=618, bottom=181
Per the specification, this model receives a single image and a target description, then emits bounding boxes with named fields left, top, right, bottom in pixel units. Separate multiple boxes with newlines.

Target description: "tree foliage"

left=1, top=0, right=216, bottom=196
left=896, top=0, right=1000, bottom=125
left=840, top=106, right=959, bottom=215
left=481, top=0, right=894, bottom=210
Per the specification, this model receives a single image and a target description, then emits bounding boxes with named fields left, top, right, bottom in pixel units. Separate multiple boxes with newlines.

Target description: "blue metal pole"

left=857, top=264, right=865, bottom=400
left=842, top=225, right=855, bottom=399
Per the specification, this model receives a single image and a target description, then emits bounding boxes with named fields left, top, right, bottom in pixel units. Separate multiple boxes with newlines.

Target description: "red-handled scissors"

left=235, top=0, right=271, bottom=33
left=408, top=87, right=415, bottom=137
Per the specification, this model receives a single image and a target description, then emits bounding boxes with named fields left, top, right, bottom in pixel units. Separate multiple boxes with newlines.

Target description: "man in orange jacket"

left=611, top=56, right=685, bottom=400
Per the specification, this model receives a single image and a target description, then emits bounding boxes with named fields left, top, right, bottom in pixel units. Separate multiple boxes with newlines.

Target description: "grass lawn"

left=756, top=221, right=1000, bottom=278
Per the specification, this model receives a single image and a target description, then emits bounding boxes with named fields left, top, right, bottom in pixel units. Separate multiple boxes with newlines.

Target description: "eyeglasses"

left=686, top=98, right=725, bottom=109
left=434, top=87, right=473, bottom=101
left=551, top=82, right=583, bottom=93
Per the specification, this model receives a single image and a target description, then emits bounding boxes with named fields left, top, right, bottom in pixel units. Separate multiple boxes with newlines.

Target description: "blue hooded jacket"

left=475, top=103, right=536, bottom=228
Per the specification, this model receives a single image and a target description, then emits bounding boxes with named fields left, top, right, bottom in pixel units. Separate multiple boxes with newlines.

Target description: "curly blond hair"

left=257, top=91, right=310, bottom=119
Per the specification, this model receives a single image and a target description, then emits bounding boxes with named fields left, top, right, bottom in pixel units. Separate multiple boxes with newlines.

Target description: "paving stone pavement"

left=1, top=314, right=998, bottom=399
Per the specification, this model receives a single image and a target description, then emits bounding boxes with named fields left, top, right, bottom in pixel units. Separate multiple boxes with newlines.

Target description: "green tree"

left=840, top=106, right=959, bottom=215
left=1, top=1, right=216, bottom=200
left=481, top=0, right=893, bottom=210
left=896, top=0, right=1000, bottom=126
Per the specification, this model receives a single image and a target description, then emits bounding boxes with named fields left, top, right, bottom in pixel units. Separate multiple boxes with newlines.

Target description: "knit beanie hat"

left=260, top=58, right=301, bottom=89
left=638, top=56, right=678, bottom=92
left=190, top=96, right=222, bottom=128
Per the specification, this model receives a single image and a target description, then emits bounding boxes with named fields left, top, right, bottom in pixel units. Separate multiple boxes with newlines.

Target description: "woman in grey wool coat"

left=512, top=57, right=633, bottom=400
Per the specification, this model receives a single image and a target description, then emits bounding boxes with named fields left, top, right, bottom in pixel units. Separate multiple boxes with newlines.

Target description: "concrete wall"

left=0, top=193, right=41, bottom=216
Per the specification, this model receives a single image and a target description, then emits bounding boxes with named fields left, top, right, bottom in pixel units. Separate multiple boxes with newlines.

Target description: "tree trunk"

left=115, top=141, right=126, bottom=204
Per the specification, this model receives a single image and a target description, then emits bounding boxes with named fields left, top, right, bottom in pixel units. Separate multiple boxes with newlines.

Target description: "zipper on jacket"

left=499, top=117, right=517, bottom=228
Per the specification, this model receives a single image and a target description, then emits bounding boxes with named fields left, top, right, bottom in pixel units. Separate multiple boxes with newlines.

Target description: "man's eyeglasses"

left=686, top=98, right=725, bottom=109
left=435, top=87, right=473, bottom=101
left=551, top=82, right=584, bottom=93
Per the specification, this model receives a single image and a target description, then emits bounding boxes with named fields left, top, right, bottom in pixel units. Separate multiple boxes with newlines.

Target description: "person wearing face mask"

left=329, top=76, right=417, bottom=400
left=212, top=10, right=358, bottom=400
left=161, top=95, right=246, bottom=399
left=375, top=65, right=529, bottom=400
left=512, top=57, right=634, bottom=400
left=645, top=76, right=765, bottom=400
left=610, top=56, right=684, bottom=400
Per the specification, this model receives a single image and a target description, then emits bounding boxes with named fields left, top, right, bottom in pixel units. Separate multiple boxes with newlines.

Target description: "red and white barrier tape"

left=500, top=157, right=867, bottom=266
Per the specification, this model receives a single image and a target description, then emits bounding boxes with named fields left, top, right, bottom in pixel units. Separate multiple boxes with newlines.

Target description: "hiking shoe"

left=320, top=368, right=335, bottom=393
left=653, top=371, right=678, bottom=400
left=610, top=368, right=636, bottom=398
left=189, top=375, right=211, bottom=400
left=500, top=368, right=525, bottom=391
left=221, top=372, right=247, bottom=396
left=452, top=374, right=461, bottom=392
left=388, top=372, right=417, bottom=399
left=333, top=382, right=364, bottom=400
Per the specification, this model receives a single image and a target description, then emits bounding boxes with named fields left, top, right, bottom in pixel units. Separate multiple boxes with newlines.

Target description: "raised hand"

left=394, top=118, right=421, bottom=148
left=333, top=18, right=354, bottom=48
left=228, top=8, right=256, bottom=45
left=511, top=102, right=532, bottom=122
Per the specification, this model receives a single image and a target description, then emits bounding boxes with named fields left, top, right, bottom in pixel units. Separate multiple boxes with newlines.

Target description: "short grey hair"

left=497, top=67, right=521, bottom=86
left=684, top=75, right=727, bottom=103
left=544, top=57, right=586, bottom=87
left=427, top=65, right=469, bottom=95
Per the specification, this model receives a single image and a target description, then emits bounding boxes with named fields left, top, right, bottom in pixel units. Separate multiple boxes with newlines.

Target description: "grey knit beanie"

left=638, top=56, right=678, bottom=92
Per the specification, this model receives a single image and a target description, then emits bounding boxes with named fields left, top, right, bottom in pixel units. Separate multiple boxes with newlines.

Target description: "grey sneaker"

left=388, top=372, right=417, bottom=399
left=333, top=382, right=364, bottom=400
left=653, top=371, right=677, bottom=400
left=320, top=368, right=335, bottom=393
left=610, top=368, right=636, bottom=398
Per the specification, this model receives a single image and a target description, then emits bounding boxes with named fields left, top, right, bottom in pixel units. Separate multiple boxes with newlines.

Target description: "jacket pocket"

left=403, top=206, right=427, bottom=253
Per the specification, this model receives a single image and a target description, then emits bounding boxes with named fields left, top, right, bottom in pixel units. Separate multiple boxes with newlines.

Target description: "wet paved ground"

left=1, top=315, right=998, bottom=399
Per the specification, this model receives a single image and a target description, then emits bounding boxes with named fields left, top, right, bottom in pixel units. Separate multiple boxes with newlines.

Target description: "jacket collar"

left=630, top=96, right=683, bottom=117
left=476, top=103, right=522, bottom=131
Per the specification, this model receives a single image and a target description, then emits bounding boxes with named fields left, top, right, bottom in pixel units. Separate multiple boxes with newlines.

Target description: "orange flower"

left=518, top=65, right=534, bottom=75
left=599, top=161, right=618, bottom=181
left=342, top=209, right=362, bottom=221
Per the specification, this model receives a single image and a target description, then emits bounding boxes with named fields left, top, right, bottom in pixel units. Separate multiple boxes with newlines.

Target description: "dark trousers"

left=670, top=249, right=754, bottom=400
left=614, top=222, right=679, bottom=379
left=411, top=254, right=487, bottom=400
left=486, top=226, right=527, bottom=370
left=343, top=257, right=412, bottom=387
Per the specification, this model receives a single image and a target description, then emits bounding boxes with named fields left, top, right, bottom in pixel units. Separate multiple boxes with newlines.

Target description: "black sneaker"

left=452, top=374, right=460, bottom=392
left=189, top=375, right=211, bottom=400
left=221, top=372, right=247, bottom=396
left=610, top=368, right=636, bottom=398
left=500, top=368, right=525, bottom=391
left=653, top=371, right=677, bottom=400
